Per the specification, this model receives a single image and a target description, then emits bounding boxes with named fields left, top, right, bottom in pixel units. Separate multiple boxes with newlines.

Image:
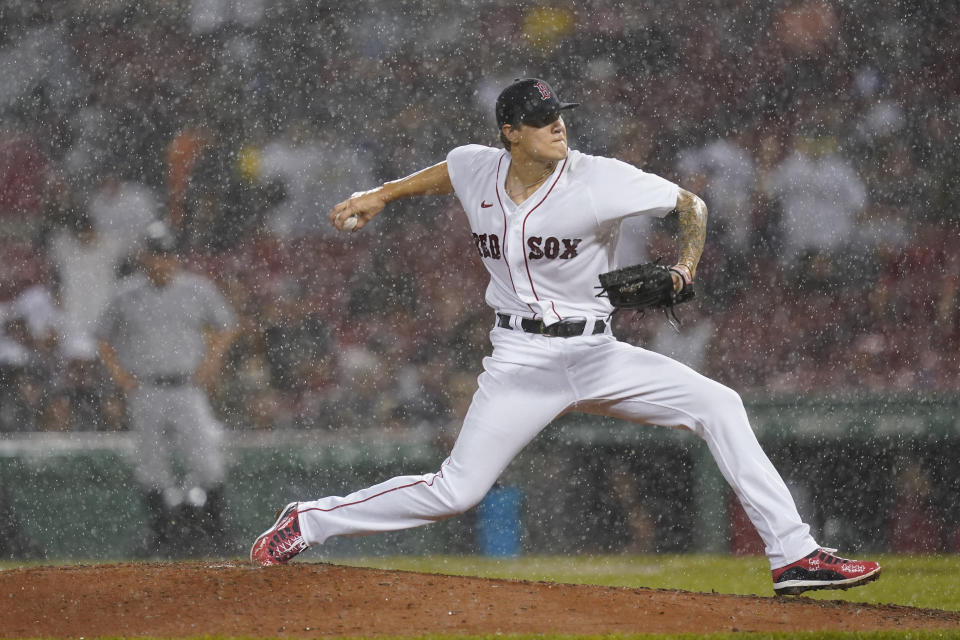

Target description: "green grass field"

left=333, top=553, right=960, bottom=612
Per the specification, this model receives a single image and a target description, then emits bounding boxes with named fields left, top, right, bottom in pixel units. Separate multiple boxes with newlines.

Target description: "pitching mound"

left=1, top=562, right=958, bottom=637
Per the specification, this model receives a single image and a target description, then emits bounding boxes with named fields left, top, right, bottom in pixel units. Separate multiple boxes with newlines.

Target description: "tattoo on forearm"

left=676, top=189, right=707, bottom=276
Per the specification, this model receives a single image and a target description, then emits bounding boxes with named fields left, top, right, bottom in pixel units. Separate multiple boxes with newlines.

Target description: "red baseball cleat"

left=250, top=502, right=309, bottom=567
left=772, top=548, right=881, bottom=595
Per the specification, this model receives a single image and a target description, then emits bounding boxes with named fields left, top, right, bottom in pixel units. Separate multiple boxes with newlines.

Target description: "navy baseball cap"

left=495, top=78, right=579, bottom=128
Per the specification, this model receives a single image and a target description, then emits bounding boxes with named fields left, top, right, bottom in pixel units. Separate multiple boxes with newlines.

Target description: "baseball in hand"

left=342, top=215, right=358, bottom=231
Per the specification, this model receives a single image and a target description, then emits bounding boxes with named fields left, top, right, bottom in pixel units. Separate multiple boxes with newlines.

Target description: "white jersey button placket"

left=505, top=203, right=535, bottom=306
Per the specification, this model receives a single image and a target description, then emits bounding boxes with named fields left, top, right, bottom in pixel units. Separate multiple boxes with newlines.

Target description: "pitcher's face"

left=507, top=114, right=568, bottom=162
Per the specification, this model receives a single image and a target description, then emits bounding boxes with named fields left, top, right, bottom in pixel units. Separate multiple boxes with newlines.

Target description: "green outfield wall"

left=1, top=394, right=958, bottom=561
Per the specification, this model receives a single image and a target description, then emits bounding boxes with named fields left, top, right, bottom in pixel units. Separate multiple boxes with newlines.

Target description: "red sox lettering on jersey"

left=472, top=233, right=582, bottom=260
left=447, top=145, right=678, bottom=324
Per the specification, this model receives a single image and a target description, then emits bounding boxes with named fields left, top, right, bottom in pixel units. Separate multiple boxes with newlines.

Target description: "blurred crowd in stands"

left=1, top=0, right=958, bottom=434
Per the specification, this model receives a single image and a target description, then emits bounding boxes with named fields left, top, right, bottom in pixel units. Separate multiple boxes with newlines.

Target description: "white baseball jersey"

left=446, top=145, right=679, bottom=325
left=97, top=272, right=235, bottom=378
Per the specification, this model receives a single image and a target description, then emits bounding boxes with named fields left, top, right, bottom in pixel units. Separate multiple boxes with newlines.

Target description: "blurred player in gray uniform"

left=97, top=221, right=238, bottom=556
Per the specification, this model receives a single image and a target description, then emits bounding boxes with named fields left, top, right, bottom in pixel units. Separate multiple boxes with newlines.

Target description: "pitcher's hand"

left=329, top=188, right=387, bottom=232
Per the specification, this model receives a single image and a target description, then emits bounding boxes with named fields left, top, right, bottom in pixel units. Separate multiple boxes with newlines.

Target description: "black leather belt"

left=148, top=374, right=191, bottom=387
left=496, top=313, right=606, bottom=337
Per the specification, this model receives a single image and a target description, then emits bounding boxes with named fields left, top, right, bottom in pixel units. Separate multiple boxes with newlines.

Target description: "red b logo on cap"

left=534, top=81, right=551, bottom=100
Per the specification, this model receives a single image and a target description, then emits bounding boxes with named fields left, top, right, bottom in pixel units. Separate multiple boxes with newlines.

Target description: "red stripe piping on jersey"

left=495, top=153, right=537, bottom=317
left=521, top=155, right=569, bottom=320
left=298, top=462, right=448, bottom=515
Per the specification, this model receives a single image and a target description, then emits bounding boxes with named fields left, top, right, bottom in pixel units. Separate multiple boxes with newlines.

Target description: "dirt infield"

left=1, top=562, right=959, bottom=637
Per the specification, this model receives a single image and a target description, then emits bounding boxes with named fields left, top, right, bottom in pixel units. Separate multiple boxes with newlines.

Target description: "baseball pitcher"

left=250, top=79, right=880, bottom=595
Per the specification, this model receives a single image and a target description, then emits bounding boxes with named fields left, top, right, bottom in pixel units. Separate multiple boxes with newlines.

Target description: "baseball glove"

left=596, top=261, right=695, bottom=324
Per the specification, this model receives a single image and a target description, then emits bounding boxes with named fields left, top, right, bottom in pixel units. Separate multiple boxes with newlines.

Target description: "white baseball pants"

left=297, top=327, right=819, bottom=568
left=128, top=384, right=225, bottom=491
